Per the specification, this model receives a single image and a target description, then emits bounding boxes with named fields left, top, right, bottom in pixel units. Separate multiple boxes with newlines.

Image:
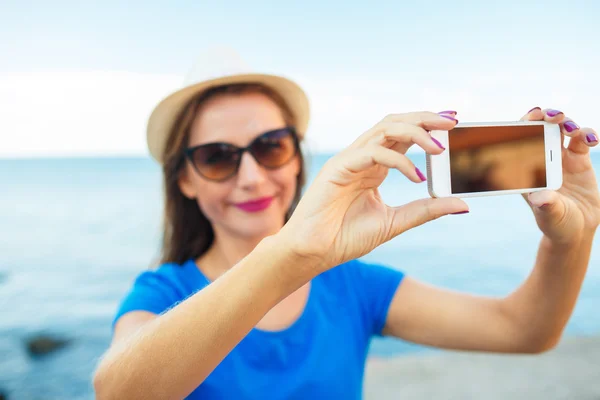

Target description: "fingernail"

left=539, top=203, right=551, bottom=210
left=564, top=121, right=579, bottom=133
left=527, top=106, right=541, bottom=113
left=438, top=110, right=457, bottom=115
left=431, top=137, right=445, bottom=150
left=451, top=210, right=469, bottom=215
left=440, top=115, right=458, bottom=123
left=586, top=133, right=598, bottom=143
left=546, top=109, right=563, bottom=117
left=415, top=167, right=427, bottom=182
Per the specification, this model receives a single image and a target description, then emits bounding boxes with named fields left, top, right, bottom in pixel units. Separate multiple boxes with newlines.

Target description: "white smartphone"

left=426, top=120, right=563, bottom=198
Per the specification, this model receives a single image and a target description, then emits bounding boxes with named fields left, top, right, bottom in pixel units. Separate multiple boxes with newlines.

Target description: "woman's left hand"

left=522, top=107, right=600, bottom=242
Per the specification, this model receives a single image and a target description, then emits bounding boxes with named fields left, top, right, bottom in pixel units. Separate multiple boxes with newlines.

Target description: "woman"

left=93, top=50, right=600, bottom=400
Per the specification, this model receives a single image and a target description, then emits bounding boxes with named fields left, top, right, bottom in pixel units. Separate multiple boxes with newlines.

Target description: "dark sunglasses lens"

left=191, top=144, right=239, bottom=180
left=250, top=129, right=296, bottom=168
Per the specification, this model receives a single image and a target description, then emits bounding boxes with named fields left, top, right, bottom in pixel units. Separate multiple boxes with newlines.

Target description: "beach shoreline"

left=364, top=335, right=600, bottom=399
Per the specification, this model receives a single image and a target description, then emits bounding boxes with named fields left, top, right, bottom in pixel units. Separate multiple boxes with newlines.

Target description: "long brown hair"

left=156, top=83, right=307, bottom=266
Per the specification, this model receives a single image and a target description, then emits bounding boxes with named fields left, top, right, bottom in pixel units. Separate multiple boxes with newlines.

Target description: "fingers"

left=568, top=127, right=599, bottom=154
left=542, top=108, right=566, bottom=124
left=353, top=111, right=458, bottom=150
left=382, top=110, right=459, bottom=132
left=334, top=110, right=459, bottom=186
left=522, top=106, right=598, bottom=153
left=521, top=192, right=534, bottom=211
left=520, top=106, right=544, bottom=121
left=546, top=111, right=598, bottom=153
left=521, top=106, right=566, bottom=122
left=526, top=190, right=565, bottom=219
left=369, top=121, right=447, bottom=155
left=388, top=197, right=469, bottom=238
left=342, top=145, right=426, bottom=183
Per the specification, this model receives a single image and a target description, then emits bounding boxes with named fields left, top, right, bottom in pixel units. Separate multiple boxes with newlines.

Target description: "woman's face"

left=178, top=91, right=301, bottom=241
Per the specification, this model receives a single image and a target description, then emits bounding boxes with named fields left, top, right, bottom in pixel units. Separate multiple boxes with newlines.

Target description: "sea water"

left=1, top=153, right=599, bottom=399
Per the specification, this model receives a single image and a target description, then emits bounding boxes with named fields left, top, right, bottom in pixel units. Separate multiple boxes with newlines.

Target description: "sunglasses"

left=184, top=127, right=299, bottom=182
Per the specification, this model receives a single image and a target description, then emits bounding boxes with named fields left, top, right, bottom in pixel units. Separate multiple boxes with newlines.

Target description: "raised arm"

left=383, top=107, right=599, bottom=353
left=93, top=235, right=320, bottom=400
left=383, top=235, right=593, bottom=353
left=93, top=111, right=466, bottom=399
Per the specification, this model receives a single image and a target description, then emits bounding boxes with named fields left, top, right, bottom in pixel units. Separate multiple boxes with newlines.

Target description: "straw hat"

left=146, top=47, right=310, bottom=163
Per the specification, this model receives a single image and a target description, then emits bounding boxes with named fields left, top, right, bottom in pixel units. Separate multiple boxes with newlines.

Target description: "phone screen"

left=449, top=124, right=547, bottom=194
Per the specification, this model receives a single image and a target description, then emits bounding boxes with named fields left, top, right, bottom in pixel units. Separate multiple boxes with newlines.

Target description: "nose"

left=236, top=151, right=267, bottom=189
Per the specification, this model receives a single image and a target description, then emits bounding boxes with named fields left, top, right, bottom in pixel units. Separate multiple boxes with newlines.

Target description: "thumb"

left=389, top=197, right=469, bottom=237
left=527, top=190, right=565, bottom=217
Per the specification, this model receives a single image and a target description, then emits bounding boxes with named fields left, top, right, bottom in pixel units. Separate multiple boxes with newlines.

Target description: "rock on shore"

left=25, top=334, right=72, bottom=358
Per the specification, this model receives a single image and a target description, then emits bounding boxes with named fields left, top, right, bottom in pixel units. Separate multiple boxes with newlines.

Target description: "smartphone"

left=426, top=120, right=563, bottom=198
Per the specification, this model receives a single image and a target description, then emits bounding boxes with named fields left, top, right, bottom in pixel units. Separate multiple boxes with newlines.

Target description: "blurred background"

left=1, top=1, right=599, bottom=399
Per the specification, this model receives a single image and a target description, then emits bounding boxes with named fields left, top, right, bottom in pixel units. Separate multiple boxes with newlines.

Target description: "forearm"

left=502, top=230, right=596, bottom=350
left=94, top=234, right=318, bottom=400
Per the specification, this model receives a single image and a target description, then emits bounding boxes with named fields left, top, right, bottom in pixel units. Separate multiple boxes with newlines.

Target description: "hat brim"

left=146, top=73, right=310, bottom=164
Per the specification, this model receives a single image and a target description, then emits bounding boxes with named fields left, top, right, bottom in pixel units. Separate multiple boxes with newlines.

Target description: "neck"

left=196, top=230, right=273, bottom=281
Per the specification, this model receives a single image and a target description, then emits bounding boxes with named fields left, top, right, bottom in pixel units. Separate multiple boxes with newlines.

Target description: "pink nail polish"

left=440, top=115, right=458, bottom=123
left=438, top=110, right=457, bottom=115
left=431, top=137, right=445, bottom=150
left=564, top=121, right=579, bottom=133
left=451, top=210, right=469, bottom=215
left=546, top=109, right=563, bottom=117
left=586, top=133, right=598, bottom=143
left=527, top=106, right=541, bottom=113
left=415, top=167, right=426, bottom=182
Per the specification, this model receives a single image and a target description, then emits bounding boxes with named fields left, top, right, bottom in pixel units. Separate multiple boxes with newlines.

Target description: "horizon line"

left=2, top=147, right=598, bottom=162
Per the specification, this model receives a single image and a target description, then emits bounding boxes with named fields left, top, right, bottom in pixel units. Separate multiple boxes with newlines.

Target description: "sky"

left=0, top=0, right=598, bottom=157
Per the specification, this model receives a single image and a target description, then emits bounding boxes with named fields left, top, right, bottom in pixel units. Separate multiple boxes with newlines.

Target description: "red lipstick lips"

left=234, top=196, right=274, bottom=212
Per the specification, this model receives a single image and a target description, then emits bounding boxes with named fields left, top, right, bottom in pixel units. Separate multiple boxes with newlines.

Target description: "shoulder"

left=112, top=259, right=205, bottom=328
left=132, top=261, right=196, bottom=295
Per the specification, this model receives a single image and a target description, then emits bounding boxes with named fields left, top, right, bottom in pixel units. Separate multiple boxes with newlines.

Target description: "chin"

left=237, top=221, right=283, bottom=240
left=223, top=197, right=292, bottom=238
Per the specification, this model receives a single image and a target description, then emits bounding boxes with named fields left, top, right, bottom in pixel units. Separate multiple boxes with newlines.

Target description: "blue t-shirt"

left=112, top=258, right=404, bottom=400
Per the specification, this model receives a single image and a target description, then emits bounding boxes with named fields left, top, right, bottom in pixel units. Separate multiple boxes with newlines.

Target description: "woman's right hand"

left=282, top=111, right=470, bottom=272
